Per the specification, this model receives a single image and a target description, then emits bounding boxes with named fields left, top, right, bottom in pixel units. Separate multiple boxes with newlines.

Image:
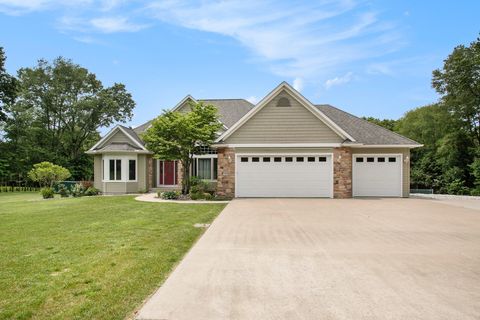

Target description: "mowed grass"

left=0, top=193, right=226, bottom=320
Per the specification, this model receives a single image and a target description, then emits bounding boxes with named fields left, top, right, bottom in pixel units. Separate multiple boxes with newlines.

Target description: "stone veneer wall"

left=333, top=147, right=352, bottom=198
left=216, top=147, right=235, bottom=197
left=147, top=156, right=153, bottom=190
left=177, top=161, right=184, bottom=187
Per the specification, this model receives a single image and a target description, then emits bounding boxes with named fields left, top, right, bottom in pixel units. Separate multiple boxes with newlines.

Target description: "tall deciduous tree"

left=0, top=47, right=17, bottom=122
left=4, top=57, right=135, bottom=179
left=432, top=35, right=480, bottom=145
left=142, top=101, right=222, bottom=194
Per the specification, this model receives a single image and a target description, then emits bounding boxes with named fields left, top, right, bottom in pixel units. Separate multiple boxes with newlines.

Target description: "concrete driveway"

left=136, top=198, right=480, bottom=320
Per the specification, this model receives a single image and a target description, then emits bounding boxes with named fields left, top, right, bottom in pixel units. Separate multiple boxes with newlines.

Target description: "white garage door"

left=236, top=155, right=333, bottom=198
left=353, top=154, right=402, bottom=197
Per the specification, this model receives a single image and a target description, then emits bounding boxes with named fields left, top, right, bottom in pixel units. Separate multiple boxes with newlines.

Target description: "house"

left=86, top=82, right=422, bottom=198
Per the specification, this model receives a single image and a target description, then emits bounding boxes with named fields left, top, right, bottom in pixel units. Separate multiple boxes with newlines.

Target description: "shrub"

left=57, top=184, right=69, bottom=198
left=160, top=191, right=180, bottom=200
left=190, top=192, right=201, bottom=200
left=204, top=193, right=213, bottom=200
left=190, top=177, right=215, bottom=195
left=470, top=188, right=480, bottom=196
left=40, top=187, right=54, bottom=199
left=71, top=183, right=85, bottom=197
left=28, top=162, right=71, bottom=187
left=84, top=187, right=100, bottom=196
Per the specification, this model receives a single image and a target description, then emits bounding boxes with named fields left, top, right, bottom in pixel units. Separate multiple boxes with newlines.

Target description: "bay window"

left=103, top=155, right=137, bottom=182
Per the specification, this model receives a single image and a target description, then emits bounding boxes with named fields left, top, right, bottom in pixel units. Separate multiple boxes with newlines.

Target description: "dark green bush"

left=40, top=187, right=54, bottom=199
left=57, top=184, right=69, bottom=197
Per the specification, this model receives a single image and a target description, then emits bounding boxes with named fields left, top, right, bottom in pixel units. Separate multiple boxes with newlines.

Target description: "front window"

left=103, top=156, right=137, bottom=181
left=193, top=156, right=218, bottom=180
left=129, top=159, right=136, bottom=180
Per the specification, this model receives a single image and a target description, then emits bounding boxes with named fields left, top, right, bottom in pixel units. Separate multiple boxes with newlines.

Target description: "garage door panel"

left=236, top=155, right=332, bottom=198
left=353, top=155, right=402, bottom=197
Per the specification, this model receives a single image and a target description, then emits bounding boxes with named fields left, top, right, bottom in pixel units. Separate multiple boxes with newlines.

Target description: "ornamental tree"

left=28, top=162, right=71, bottom=187
left=142, top=101, right=222, bottom=194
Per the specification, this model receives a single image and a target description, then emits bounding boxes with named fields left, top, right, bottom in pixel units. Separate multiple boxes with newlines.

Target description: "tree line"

left=364, top=36, right=480, bottom=195
left=0, top=48, right=135, bottom=181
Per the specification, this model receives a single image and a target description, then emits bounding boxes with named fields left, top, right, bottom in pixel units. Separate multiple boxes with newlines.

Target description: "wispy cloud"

left=246, top=96, right=259, bottom=104
left=0, top=0, right=90, bottom=15
left=146, top=0, right=404, bottom=84
left=325, top=72, right=354, bottom=89
left=90, top=17, right=147, bottom=33
left=293, top=78, right=304, bottom=92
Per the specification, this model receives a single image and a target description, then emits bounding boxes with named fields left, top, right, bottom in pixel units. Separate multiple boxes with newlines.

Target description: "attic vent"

left=277, top=97, right=291, bottom=107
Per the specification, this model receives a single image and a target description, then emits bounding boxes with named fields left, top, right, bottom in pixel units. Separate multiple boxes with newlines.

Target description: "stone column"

left=176, top=161, right=184, bottom=187
left=216, top=147, right=235, bottom=197
left=333, top=147, right=352, bottom=198
left=147, top=156, right=153, bottom=190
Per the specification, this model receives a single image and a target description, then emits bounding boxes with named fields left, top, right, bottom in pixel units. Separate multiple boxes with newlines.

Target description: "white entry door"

left=236, top=155, right=333, bottom=198
left=353, top=154, right=402, bottom=197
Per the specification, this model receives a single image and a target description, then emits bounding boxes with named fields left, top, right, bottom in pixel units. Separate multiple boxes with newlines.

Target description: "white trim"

left=171, top=95, right=197, bottom=112
left=216, top=82, right=355, bottom=143
left=213, top=143, right=342, bottom=148
left=352, top=153, right=403, bottom=197
left=88, top=125, right=147, bottom=152
left=234, top=153, right=334, bottom=198
left=349, top=144, right=422, bottom=149
left=102, top=154, right=138, bottom=183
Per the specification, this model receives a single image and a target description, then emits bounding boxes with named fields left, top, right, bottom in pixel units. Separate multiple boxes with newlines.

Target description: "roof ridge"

left=315, top=104, right=420, bottom=145
left=199, top=98, right=254, bottom=105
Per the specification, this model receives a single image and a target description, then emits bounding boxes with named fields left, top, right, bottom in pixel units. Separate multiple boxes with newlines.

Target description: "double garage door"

left=235, top=153, right=403, bottom=198
left=236, top=154, right=333, bottom=198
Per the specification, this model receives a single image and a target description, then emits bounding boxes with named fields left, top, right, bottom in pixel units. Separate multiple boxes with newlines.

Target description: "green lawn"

left=0, top=193, right=226, bottom=320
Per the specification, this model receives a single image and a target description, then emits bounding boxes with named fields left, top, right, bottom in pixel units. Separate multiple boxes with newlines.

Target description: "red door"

left=159, top=160, right=176, bottom=185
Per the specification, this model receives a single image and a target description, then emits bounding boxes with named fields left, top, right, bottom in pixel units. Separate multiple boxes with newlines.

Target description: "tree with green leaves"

left=362, top=117, right=397, bottom=131
left=432, top=35, right=480, bottom=145
left=3, top=57, right=135, bottom=179
left=142, top=101, right=222, bottom=194
left=28, top=161, right=71, bottom=187
left=0, top=47, right=17, bottom=123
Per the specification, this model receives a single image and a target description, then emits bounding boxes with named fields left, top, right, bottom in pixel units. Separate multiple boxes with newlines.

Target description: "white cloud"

left=293, top=78, right=304, bottom=92
left=0, top=0, right=90, bottom=14
left=325, top=72, right=354, bottom=89
left=246, top=96, right=258, bottom=104
left=90, top=17, right=147, bottom=33
left=146, top=0, right=403, bottom=80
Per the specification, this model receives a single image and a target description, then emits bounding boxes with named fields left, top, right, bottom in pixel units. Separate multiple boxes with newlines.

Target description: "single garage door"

left=353, top=154, right=402, bottom=197
left=236, top=155, right=333, bottom=198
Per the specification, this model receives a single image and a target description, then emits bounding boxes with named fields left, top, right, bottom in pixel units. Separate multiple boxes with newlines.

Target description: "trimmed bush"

left=40, top=187, right=54, bottom=199
left=160, top=191, right=180, bottom=200
left=84, top=187, right=100, bottom=196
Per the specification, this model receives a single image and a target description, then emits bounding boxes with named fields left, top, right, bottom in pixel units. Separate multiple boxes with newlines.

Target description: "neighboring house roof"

left=133, top=98, right=255, bottom=135
left=315, top=105, right=421, bottom=146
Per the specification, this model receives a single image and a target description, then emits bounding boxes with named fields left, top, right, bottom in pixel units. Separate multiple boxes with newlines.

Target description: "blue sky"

left=1, top=0, right=479, bottom=132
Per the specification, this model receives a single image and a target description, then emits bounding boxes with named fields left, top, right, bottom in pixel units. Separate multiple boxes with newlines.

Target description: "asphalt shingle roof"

left=315, top=104, right=420, bottom=145
left=97, top=143, right=141, bottom=151
left=133, top=99, right=254, bottom=135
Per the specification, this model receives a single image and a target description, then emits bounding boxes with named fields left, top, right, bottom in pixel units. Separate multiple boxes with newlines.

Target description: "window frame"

left=102, top=154, right=138, bottom=182
left=192, top=154, right=218, bottom=181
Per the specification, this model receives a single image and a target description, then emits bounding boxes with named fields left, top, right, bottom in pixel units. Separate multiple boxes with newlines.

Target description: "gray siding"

left=351, top=148, right=410, bottom=197
left=137, top=154, right=147, bottom=191
left=93, top=155, right=102, bottom=190
left=98, top=130, right=132, bottom=149
left=224, top=90, right=343, bottom=144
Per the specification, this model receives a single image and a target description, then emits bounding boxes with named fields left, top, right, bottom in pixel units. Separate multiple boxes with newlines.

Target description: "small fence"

left=0, top=181, right=40, bottom=193
left=410, top=188, right=434, bottom=194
